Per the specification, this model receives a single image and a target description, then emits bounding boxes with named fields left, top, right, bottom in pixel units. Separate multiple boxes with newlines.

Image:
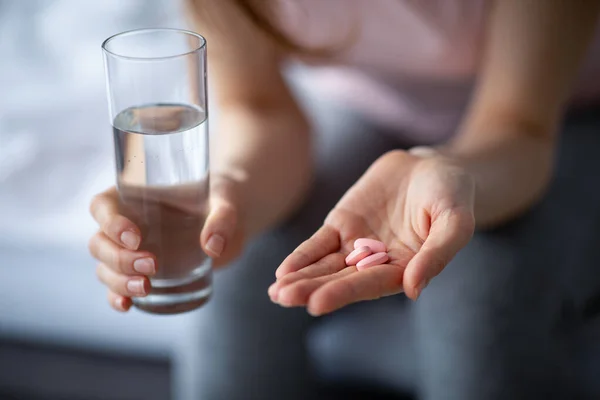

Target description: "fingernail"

left=121, top=231, right=140, bottom=250
left=114, top=297, right=125, bottom=310
left=415, top=279, right=430, bottom=300
left=133, top=257, right=155, bottom=275
left=206, top=234, right=225, bottom=257
left=127, top=279, right=146, bottom=295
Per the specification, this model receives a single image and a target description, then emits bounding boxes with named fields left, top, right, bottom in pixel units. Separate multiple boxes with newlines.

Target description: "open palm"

left=269, top=149, right=476, bottom=316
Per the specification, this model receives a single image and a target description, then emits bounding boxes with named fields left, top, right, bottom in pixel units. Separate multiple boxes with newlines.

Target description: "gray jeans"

left=186, top=97, right=600, bottom=400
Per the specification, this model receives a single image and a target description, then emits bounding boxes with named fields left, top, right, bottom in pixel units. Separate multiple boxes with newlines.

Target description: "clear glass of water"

left=102, top=28, right=210, bottom=314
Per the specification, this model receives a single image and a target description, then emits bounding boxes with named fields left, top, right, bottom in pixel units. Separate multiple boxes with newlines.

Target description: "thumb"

left=201, top=198, right=238, bottom=257
left=200, top=175, right=245, bottom=267
left=403, top=207, right=475, bottom=300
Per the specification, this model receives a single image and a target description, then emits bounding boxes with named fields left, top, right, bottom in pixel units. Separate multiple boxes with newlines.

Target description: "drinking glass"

left=102, top=28, right=210, bottom=314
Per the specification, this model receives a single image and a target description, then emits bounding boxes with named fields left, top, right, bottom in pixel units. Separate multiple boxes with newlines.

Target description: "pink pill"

left=345, top=246, right=373, bottom=266
left=356, top=252, right=389, bottom=270
left=354, top=238, right=387, bottom=253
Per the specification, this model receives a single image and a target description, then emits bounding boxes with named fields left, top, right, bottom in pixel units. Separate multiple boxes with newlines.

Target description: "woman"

left=88, top=1, right=600, bottom=399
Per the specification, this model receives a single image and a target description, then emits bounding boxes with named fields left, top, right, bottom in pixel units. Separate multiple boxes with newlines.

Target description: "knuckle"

left=101, top=216, right=119, bottom=237
left=291, top=249, right=311, bottom=270
left=112, top=249, right=128, bottom=271
left=95, top=264, right=106, bottom=283
left=89, top=194, right=101, bottom=216
left=98, top=266, right=129, bottom=295
left=114, top=279, right=129, bottom=296
left=90, top=192, right=110, bottom=219
left=88, top=233, right=100, bottom=257
left=88, top=236, right=95, bottom=255
left=452, top=209, right=476, bottom=239
left=213, top=202, right=238, bottom=231
left=219, top=201, right=237, bottom=216
left=278, top=251, right=308, bottom=277
left=106, top=215, right=127, bottom=237
left=443, top=208, right=475, bottom=236
left=426, top=251, right=451, bottom=274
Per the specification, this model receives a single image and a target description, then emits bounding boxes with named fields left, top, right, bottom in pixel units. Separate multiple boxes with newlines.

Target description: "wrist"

left=213, top=122, right=312, bottom=240
left=408, top=145, right=469, bottom=172
left=410, top=139, right=552, bottom=229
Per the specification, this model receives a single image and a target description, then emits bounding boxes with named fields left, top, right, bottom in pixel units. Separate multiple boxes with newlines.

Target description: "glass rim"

left=101, top=28, right=206, bottom=61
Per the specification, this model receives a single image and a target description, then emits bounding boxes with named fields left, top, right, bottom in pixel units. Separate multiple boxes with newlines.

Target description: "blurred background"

left=0, top=1, right=203, bottom=399
left=4, top=2, right=600, bottom=400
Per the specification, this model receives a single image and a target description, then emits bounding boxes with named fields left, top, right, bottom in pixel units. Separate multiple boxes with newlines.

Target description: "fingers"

left=276, top=225, right=341, bottom=278
left=272, top=267, right=356, bottom=307
left=88, top=232, right=156, bottom=276
left=96, top=263, right=150, bottom=297
left=307, top=263, right=405, bottom=316
left=91, top=188, right=150, bottom=313
left=268, top=253, right=346, bottom=300
left=403, top=207, right=475, bottom=300
left=107, top=291, right=132, bottom=312
left=90, top=188, right=141, bottom=250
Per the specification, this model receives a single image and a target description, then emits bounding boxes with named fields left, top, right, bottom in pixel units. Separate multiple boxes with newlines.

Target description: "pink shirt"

left=276, top=0, right=600, bottom=142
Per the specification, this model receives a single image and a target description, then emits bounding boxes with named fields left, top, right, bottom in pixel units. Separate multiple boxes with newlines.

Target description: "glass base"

left=133, top=262, right=212, bottom=315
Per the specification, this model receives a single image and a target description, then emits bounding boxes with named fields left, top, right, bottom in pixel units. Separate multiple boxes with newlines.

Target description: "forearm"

left=432, top=0, right=600, bottom=229
left=213, top=104, right=312, bottom=237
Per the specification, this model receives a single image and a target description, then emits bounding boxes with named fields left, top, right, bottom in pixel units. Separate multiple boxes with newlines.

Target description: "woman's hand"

left=89, top=106, right=311, bottom=312
left=269, top=149, right=476, bottom=316
left=88, top=173, right=244, bottom=312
